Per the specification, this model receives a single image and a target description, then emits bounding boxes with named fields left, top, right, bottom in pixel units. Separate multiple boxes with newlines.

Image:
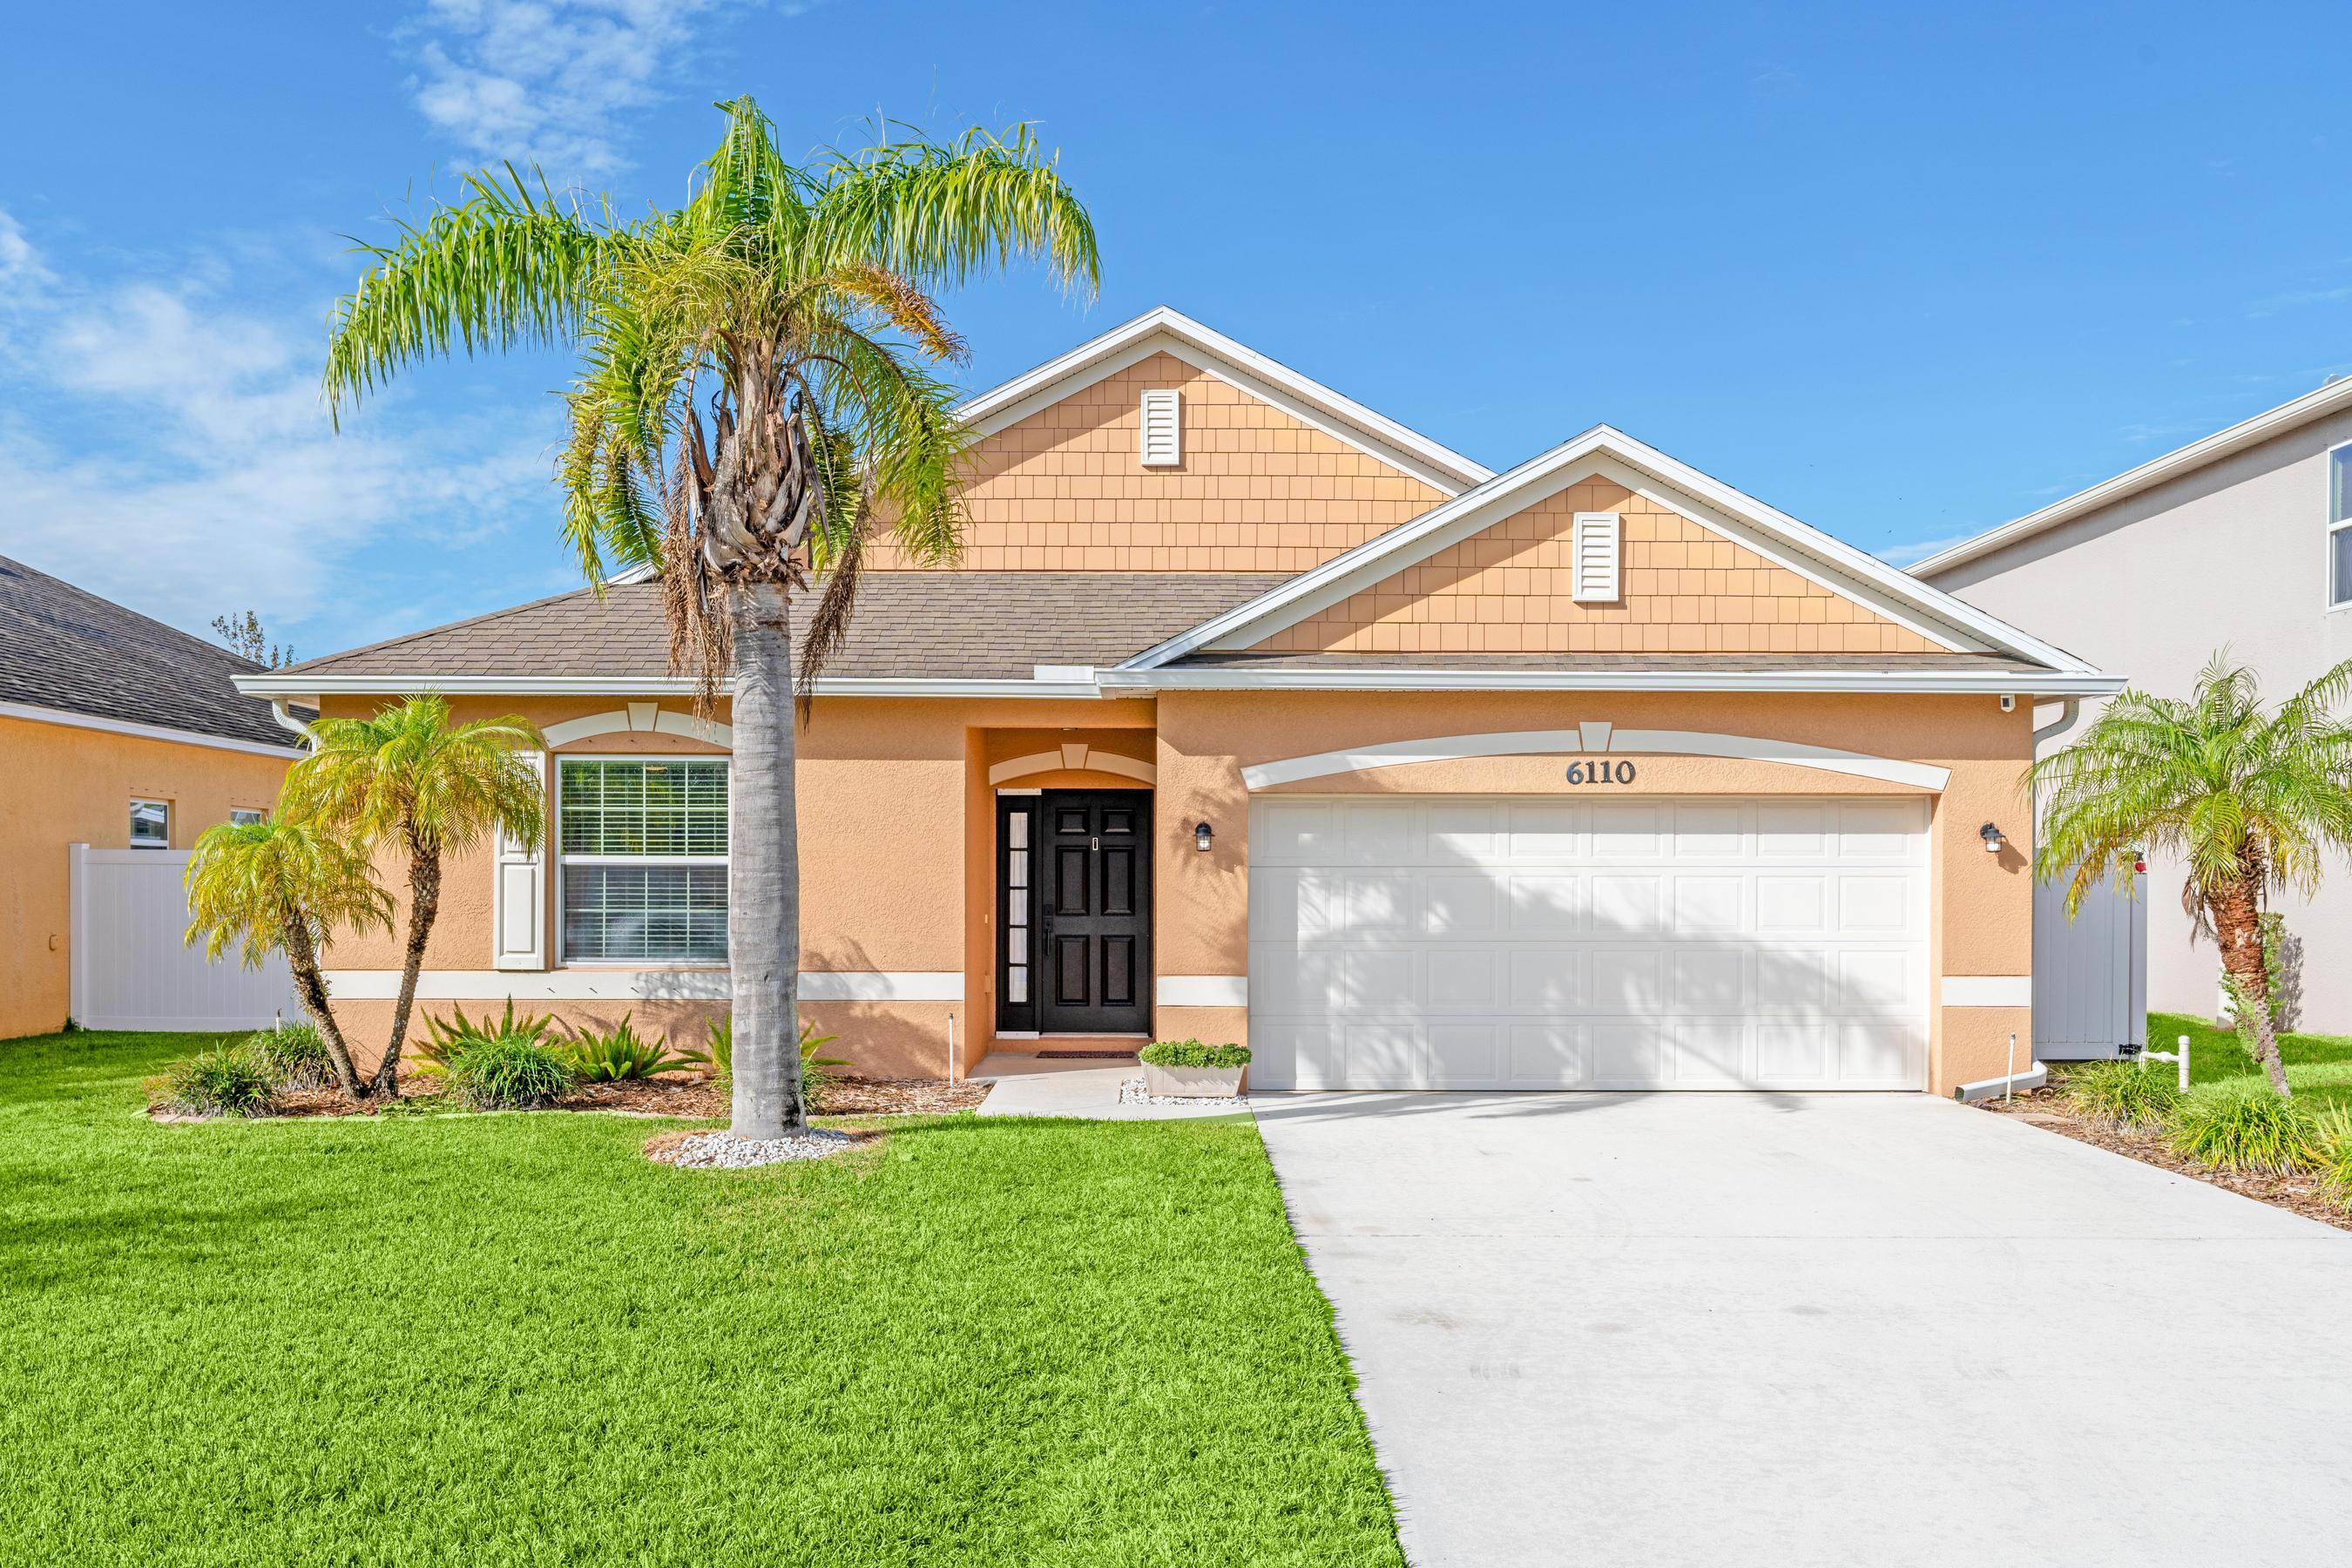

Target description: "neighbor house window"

left=557, top=758, right=728, bottom=963
left=130, top=799, right=169, bottom=848
left=229, top=808, right=266, bottom=828
left=2332, top=444, right=2352, bottom=607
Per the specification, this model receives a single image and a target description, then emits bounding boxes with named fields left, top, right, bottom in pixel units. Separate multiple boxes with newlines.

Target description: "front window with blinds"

left=558, top=758, right=728, bottom=963
left=2332, top=444, right=2352, bottom=607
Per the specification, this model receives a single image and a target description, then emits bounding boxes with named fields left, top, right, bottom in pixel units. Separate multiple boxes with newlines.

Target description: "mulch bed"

left=155, top=1073, right=991, bottom=1123
left=1977, top=1085, right=2352, bottom=1233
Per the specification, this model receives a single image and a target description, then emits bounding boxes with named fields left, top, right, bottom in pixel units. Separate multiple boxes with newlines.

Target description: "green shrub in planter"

left=2312, top=1107, right=2352, bottom=1212
left=152, top=1046, right=279, bottom=1119
left=1139, top=1039, right=1251, bottom=1069
left=2060, top=1060, right=2185, bottom=1132
left=445, top=1036, right=579, bottom=1110
left=247, top=1022, right=333, bottom=1090
left=416, top=999, right=559, bottom=1076
left=562, top=1014, right=705, bottom=1081
left=2167, top=1091, right=2318, bottom=1175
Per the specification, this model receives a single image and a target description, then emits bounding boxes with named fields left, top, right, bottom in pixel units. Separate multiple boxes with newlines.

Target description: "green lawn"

left=2147, top=1010, right=2352, bottom=1110
left=0, top=1031, right=1402, bottom=1567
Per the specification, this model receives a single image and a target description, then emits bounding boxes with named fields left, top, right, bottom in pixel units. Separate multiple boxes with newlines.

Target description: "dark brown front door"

left=1037, top=790, right=1152, bottom=1034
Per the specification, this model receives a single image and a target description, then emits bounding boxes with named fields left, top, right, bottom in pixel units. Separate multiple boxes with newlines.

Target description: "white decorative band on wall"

left=987, top=744, right=1157, bottom=786
left=797, top=971, right=965, bottom=1002
left=1239, top=727, right=1950, bottom=792
left=1941, top=976, right=2032, bottom=1007
left=321, top=970, right=967, bottom=1003
left=1156, top=975, right=1248, bottom=1007
left=324, top=969, right=730, bottom=1000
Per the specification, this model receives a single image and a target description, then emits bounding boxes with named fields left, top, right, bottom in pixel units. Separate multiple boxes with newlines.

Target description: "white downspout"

left=2030, top=698, right=2080, bottom=751
left=268, top=698, right=315, bottom=751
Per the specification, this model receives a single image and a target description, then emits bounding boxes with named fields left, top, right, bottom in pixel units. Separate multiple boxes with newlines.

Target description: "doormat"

left=1036, top=1050, right=1139, bottom=1059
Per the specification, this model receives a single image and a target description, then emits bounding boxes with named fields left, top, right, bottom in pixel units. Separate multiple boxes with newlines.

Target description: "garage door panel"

left=1247, top=795, right=1927, bottom=1092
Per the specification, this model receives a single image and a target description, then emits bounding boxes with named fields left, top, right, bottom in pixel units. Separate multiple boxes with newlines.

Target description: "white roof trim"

left=954, top=306, right=1493, bottom=495
left=0, top=699, right=303, bottom=760
left=1097, top=666, right=2121, bottom=696
left=233, top=672, right=1109, bottom=700
left=1910, top=374, right=2352, bottom=577
left=1120, top=424, right=2104, bottom=676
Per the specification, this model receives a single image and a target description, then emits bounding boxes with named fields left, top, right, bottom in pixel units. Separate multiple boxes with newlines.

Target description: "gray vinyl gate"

left=68, top=845, right=302, bottom=1031
left=2032, top=873, right=2145, bottom=1059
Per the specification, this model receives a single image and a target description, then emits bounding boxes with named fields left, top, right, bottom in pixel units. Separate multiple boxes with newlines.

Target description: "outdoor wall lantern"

left=1979, top=821, right=2005, bottom=855
left=1194, top=821, right=1214, bottom=853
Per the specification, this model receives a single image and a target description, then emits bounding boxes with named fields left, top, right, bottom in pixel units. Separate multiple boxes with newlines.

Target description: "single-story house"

left=239, top=308, right=2118, bottom=1096
left=1917, top=373, right=2352, bottom=1041
left=0, top=554, right=303, bottom=1039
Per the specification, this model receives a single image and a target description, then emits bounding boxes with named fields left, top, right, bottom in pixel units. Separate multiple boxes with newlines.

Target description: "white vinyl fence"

left=68, top=845, right=303, bottom=1032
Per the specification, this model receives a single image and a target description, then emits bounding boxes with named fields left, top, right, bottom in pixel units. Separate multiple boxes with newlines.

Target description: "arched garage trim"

left=1238, top=726, right=1950, bottom=792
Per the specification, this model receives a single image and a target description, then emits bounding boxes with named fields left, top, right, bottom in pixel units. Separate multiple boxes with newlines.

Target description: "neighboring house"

left=1917, top=377, right=2352, bottom=1041
left=237, top=308, right=2114, bottom=1096
left=0, top=555, right=302, bottom=1039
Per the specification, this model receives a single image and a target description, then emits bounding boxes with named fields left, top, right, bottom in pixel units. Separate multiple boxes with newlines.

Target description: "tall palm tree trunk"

left=282, top=917, right=364, bottom=1098
left=731, top=582, right=807, bottom=1139
left=375, top=835, right=441, bottom=1098
left=2210, top=875, right=2292, bottom=1098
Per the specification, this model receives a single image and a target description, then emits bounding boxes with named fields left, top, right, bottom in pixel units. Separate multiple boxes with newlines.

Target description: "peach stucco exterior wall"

left=869, top=351, right=1451, bottom=572
left=1261, top=480, right=1941, bottom=655
left=0, top=713, right=292, bottom=1039
left=1153, top=690, right=2035, bottom=1095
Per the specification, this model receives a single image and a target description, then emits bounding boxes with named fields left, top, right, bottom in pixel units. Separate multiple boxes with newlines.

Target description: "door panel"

left=1038, top=790, right=1153, bottom=1033
left=1247, top=795, right=1927, bottom=1091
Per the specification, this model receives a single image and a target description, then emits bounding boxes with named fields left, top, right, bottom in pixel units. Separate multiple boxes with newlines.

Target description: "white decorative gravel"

left=1118, top=1077, right=1250, bottom=1109
left=652, top=1128, right=857, bottom=1168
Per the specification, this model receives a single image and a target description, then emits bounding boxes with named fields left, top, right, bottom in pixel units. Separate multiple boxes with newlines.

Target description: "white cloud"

left=403, top=0, right=747, bottom=176
left=1876, top=533, right=1980, bottom=569
left=0, top=206, right=555, bottom=649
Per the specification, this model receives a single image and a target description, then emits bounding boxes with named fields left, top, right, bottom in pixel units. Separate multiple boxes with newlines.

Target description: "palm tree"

left=2031, top=652, right=2352, bottom=1097
left=286, top=694, right=545, bottom=1097
left=184, top=816, right=392, bottom=1098
left=319, top=98, right=1098, bottom=1139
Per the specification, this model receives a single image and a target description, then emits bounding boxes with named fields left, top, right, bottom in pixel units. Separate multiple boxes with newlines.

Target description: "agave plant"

left=562, top=1014, right=707, bottom=1082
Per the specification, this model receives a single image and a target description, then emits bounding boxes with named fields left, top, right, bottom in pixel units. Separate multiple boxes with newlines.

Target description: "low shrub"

left=247, top=1021, right=332, bottom=1090
left=445, top=1035, right=579, bottom=1110
left=2167, top=1091, right=2319, bottom=1175
left=151, top=1046, right=278, bottom=1119
left=563, top=1014, right=705, bottom=1082
left=2060, top=1060, right=2185, bottom=1132
left=1140, top=1039, right=1251, bottom=1070
left=697, top=1014, right=845, bottom=1112
left=2312, top=1107, right=2352, bottom=1212
left=416, top=999, right=559, bottom=1077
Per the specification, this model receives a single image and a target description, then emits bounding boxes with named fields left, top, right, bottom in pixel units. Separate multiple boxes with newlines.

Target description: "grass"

left=0, top=1031, right=1403, bottom=1567
left=2147, top=1010, right=2352, bottom=1112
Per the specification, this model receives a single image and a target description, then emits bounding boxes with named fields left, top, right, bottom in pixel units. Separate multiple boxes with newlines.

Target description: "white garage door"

left=1247, top=795, right=1929, bottom=1092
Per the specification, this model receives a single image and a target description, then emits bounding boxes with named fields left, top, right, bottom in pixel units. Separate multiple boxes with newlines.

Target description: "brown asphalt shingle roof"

left=0, top=555, right=294, bottom=748
left=279, top=573, right=1297, bottom=682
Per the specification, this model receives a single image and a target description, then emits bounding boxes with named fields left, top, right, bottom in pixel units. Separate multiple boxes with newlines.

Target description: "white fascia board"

left=1911, top=375, right=2352, bottom=577
left=1098, top=666, right=2125, bottom=696
left=0, top=700, right=303, bottom=759
left=1125, top=424, right=2104, bottom=676
left=234, top=672, right=1107, bottom=700
left=955, top=306, right=1492, bottom=494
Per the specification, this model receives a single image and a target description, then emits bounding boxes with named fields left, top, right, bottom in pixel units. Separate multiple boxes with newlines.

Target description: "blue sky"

left=3, top=1, right=2346, bottom=659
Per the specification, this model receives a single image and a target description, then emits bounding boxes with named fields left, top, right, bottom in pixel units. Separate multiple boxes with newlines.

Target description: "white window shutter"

left=491, top=750, right=547, bottom=970
left=1139, top=389, right=1181, bottom=467
left=1571, top=511, right=1622, bottom=603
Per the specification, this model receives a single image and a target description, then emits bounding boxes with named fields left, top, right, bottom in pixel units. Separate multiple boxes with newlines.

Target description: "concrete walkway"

left=1252, top=1091, right=2352, bottom=1568
left=971, top=1052, right=1250, bottom=1121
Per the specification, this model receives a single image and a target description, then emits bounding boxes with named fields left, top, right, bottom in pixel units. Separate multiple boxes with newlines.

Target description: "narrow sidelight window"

left=2330, top=443, right=2352, bottom=607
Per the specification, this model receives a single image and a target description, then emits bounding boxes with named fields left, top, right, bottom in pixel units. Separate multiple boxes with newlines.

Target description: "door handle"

left=1092, top=835, right=1101, bottom=851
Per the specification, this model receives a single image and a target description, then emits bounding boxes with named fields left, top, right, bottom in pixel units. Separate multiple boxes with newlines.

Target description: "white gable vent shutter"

left=1139, top=389, right=1181, bottom=467
left=1571, top=511, right=1622, bottom=603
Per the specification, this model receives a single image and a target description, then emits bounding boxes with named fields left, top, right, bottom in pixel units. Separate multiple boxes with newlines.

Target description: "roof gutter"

left=1098, top=668, right=2127, bottom=697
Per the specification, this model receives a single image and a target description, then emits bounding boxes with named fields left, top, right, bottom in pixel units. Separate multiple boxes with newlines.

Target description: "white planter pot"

left=1142, top=1061, right=1246, bottom=1098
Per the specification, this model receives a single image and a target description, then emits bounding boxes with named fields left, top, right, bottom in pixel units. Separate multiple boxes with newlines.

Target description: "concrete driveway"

left=1252, top=1092, right=2352, bottom=1568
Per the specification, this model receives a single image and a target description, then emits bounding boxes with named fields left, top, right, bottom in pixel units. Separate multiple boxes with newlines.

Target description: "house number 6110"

left=1565, top=759, right=1637, bottom=786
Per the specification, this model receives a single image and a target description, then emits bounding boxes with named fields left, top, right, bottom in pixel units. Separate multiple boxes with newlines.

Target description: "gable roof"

left=1909, top=375, right=2352, bottom=578
left=956, top=306, right=1494, bottom=495
left=0, top=554, right=298, bottom=753
left=1117, top=423, right=2110, bottom=688
left=240, top=573, right=1291, bottom=696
